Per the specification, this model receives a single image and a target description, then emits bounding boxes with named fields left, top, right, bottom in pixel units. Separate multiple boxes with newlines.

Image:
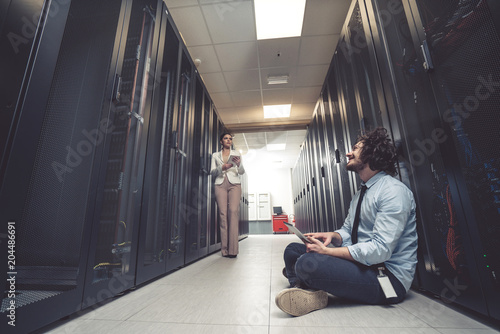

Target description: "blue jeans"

left=283, top=242, right=406, bottom=305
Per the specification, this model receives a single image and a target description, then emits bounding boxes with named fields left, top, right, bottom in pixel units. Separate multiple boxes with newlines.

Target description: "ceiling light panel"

left=263, top=104, right=291, bottom=118
left=254, top=0, right=306, bottom=40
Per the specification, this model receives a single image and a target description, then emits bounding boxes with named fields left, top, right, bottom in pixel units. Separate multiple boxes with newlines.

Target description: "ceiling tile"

left=164, top=0, right=198, bottom=8
left=199, top=0, right=252, bottom=4
left=217, top=109, right=240, bottom=124
left=215, top=42, right=258, bottom=71
left=210, top=92, right=233, bottom=108
left=201, top=1, right=256, bottom=44
left=298, top=35, right=337, bottom=65
left=258, top=38, right=300, bottom=68
left=262, top=88, right=293, bottom=106
left=236, top=107, right=265, bottom=122
left=224, top=69, right=260, bottom=91
left=231, top=90, right=262, bottom=107
left=200, top=72, right=228, bottom=93
left=266, top=131, right=288, bottom=143
left=291, top=103, right=316, bottom=119
left=295, top=64, right=329, bottom=87
left=292, top=86, right=321, bottom=104
left=188, top=45, right=221, bottom=73
left=302, top=0, right=352, bottom=36
left=169, top=6, right=212, bottom=46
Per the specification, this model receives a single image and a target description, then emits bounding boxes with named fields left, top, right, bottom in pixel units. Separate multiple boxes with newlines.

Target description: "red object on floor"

left=272, top=214, right=288, bottom=233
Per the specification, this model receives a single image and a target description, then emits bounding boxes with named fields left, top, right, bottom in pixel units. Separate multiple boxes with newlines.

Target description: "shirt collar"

left=362, top=171, right=387, bottom=189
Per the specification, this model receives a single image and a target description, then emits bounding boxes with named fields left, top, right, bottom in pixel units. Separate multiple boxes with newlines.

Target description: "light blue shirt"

left=335, top=171, right=418, bottom=292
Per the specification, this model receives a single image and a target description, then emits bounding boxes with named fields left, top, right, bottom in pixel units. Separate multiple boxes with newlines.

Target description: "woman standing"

left=210, top=132, right=245, bottom=258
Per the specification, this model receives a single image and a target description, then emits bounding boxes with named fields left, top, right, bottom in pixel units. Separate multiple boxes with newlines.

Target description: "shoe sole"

left=275, top=288, right=328, bottom=317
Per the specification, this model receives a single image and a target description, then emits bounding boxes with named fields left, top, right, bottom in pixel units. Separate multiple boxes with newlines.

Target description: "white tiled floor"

left=42, top=235, right=500, bottom=334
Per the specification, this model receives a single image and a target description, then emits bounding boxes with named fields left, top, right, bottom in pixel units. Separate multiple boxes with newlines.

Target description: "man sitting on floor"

left=275, top=127, right=418, bottom=317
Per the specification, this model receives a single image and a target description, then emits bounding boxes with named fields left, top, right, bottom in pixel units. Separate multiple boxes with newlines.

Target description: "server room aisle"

left=42, top=235, right=500, bottom=334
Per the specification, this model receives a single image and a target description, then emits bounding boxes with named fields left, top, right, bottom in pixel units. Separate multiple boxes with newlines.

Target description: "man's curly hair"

left=356, top=127, right=398, bottom=176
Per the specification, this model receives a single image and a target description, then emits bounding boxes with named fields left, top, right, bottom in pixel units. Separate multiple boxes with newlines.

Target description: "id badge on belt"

left=377, top=267, right=397, bottom=298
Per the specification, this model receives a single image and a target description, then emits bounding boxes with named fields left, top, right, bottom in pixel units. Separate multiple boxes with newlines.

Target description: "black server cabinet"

left=321, top=83, right=347, bottom=229
left=316, top=93, right=339, bottom=231
left=309, top=110, right=328, bottom=232
left=185, top=77, right=205, bottom=264
left=208, top=111, right=222, bottom=253
left=135, top=8, right=179, bottom=285
left=325, top=68, right=351, bottom=225
left=199, top=94, right=212, bottom=256
left=0, top=0, right=130, bottom=332
left=82, top=0, right=162, bottom=306
left=0, top=0, right=45, bottom=181
left=165, top=49, right=194, bottom=272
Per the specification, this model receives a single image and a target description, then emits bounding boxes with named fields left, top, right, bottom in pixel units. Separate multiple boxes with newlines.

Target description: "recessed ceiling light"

left=254, top=0, right=306, bottom=40
left=264, top=104, right=291, bottom=118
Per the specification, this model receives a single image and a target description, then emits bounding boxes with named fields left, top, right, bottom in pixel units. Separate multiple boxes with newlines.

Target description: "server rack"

left=199, top=94, right=213, bottom=256
left=320, top=85, right=345, bottom=230
left=81, top=0, right=163, bottom=308
left=135, top=8, right=179, bottom=285
left=184, top=77, right=205, bottom=264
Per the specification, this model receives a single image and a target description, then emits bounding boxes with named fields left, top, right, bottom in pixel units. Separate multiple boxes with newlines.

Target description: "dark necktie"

left=351, top=185, right=367, bottom=244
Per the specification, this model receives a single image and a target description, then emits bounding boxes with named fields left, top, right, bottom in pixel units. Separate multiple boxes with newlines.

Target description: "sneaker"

left=275, top=288, right=328, bottom=317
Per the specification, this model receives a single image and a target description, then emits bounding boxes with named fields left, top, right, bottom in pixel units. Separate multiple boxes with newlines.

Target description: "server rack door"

left=407, top=0, right=500, bottom=319
left=322, top=82, right=345, bottom=229
left=301, top=150, right=311, bottom=231
left=310, top=111, right=328, bottom=232
left=317, top=93, right=339, bottom=231
left=208, top=111, right=221, bottom=253
left=365, top=0, right=491, bottom=318
left=184, top=77, right=204, bottom=264
left=82, top=0, right=161, bottom=305
left=135, top=9, right=179, bottom=285
left=165, top=50, right=193, bottom=271
left=199, top=94, right=212, bottom=256
left=331, top=52, right=356, bottom=213
left=0, top=0, right=45, bottom=183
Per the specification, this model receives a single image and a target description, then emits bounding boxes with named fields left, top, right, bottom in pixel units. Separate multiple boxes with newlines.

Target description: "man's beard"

left=346, top=160, right=365, bottom=173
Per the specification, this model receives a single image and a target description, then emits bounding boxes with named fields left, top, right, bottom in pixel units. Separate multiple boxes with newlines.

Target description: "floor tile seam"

left=116, top=291, right=168, bottom=322
left=396, top=299, right=470, bottom=330
left=120, top=318, right=271, bottom=326
left=268, top=322, right=435, bottom=328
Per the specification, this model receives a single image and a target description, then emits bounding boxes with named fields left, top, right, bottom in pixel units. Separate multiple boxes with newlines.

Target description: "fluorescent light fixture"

left=267, top=144, right=286, bottom=151
left=264, top=104, right=291, bottom=118
left=267, top=75, right=289, bottom=85
left=254, top=0, right=306, bottom=40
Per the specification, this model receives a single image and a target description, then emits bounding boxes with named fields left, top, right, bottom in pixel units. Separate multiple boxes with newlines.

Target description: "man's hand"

left=305, top=236, right=328, bottom=254
left=304, top=232, right=335, bottom=247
